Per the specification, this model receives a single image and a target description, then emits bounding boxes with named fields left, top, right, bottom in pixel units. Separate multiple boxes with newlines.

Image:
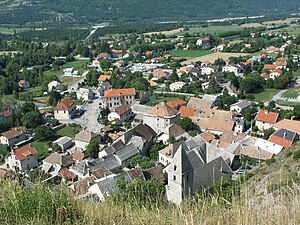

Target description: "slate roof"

left=115, top=143, right=139, bottom=162
left=231, top=100, right=251, bottom=109
left=169, top=142, right=193, bottom=174
left=269, top=129, right=297, bottom=148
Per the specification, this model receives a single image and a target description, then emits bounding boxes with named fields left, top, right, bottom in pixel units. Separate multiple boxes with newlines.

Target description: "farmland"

left=169, top=50, right=211, bottom=59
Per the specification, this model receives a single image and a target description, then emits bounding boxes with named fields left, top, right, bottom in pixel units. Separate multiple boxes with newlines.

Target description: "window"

left=173, top=175, right=176, bottom=181
left=186, top=174, right=189, bottom=183
left=174, top=165, right=177, bottom=171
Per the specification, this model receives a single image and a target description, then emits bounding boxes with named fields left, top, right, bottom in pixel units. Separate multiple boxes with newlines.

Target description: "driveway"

left=72, top=97, right=104, bottom=133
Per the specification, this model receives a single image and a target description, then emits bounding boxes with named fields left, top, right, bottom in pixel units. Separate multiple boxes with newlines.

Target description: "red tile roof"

left=255, top=110, right=279, bottom=124
left=54, top=99, right=76, bottom=111
left=146, top=102, right=179, bottom=117
left=199, top=37, right=210, bottom=41
left=272, top=69, right=283, bottom=75
left=98, top=53, right=110, bottom=59
left=276, top=57, right=287, bottom=62
left=18, top=80, right=27, bottom=85
left=260, top=73, right=270, bottom=79
left=98, top=75, right=111, bottom=82
left=275, top=61, right=287, bottom=67
left=0, top=111, right=12, bottom=117
left=72, top=151, right=85, bottom=161
left=166, top=99, right=187, bottom=109
left=112, top=49, right=122, bottom=54
left=104, top=88, right=135, bottom=97
left=179, top=106, right=196, bottom=118
left=13, top=144, right=37, bottom=161
left=269, top=135, right=293, bottom=148
left=148, top=80, right=158, bottom=87
left=58, top=168, right=77, bottom=181
left=264, top=64, right=276, bottom=70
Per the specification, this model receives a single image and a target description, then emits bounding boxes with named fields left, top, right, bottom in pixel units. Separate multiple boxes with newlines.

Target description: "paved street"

left=73, top=97, right=104, bottom=133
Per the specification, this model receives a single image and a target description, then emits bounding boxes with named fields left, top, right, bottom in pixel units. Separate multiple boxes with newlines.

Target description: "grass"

left=276, top=100, right=300, bottom=107
left=30, top=140, right=49, bottom=160
left=62, top=60, right=89, bottom=74
left=169, top=50, right=211, bottom=59
left=56, top=125, right=82, bottom=138
left=252, top=88, right=280, bottom=102
left=282, top=90, right=299, bottom=99
left=0, top=27, right=30, bottom=34
left=0, top=144, right=9, bottom=156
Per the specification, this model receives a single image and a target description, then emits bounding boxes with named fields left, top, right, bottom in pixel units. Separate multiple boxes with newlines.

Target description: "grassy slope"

left=169, top=50, right=212, bottom=59
left=252, top=88, right=280, bottom=102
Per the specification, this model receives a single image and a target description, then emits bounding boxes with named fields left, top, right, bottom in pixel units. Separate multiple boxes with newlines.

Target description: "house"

left=202, top=94, right=218, bottom=104
left=63, top=68, right=80, bottom=76
left=18, top=80, right=30, bottom=89
left=264, top=64, right=276, bottom=71
left=152, top=69, right=171, bottom=79
left=255, top=110, right=279, bottom=130
left=196, top=37, right=210, bottom=47
left=108, top=104, right=133, bottom=123
left=148, top=80, right=158, bottom=88
left=53, top=136, right=74, bottom=151
left=76, top=87, right=93, bottom=101
left=274, top=119, right=300, bottom=135
left=92, top=59, right=100, bottom=69
left=222, top=64, right=243, bottom=76
left=42, top=152, right=74, bottom=177
left=211, top=72, right=225, bottom=83
left=233, top=117, right=246, bottom=133
left=269, top=69, right=283, bottom=79
left=97, top=81, right=112, bottom=97
left=100, top=88, right=136, bottom=110
left=131, top=104, right=152, bottom=124
left=201, top=65, right=215, bottom=75
left=163, top=140, right=233, bottom=204
left=5, top=144, right=38, bottom=172
left=157, top=124, right=189, bottom=144
left=111, top=50, right=123, bottom=58
left=143, top=102, right=180, bottom=134
left=230, top=100, right=251, bottom=114
left=97, top=53, right=111, bottom=60
left=177, top=65, right=200, bottom=77
left=0, top=129, right=26, bottom=147
left=166, top=99, right=187, bottom=110
left=269, top=129, right=298, bottom=148
left=54, top=99, right=76, bottom=121
left=195, top=118, right=235, bottom=135
left=48, top=81, right=65, bottom=92
left=201, top=82, right=210, bottom=91
left=0, top=111, right=13, bottom=126
left=169, top=81, right=186, bottom=91
left=98, top=75, right=111, bottom=83
left=74, top=131, right=101, bottom=151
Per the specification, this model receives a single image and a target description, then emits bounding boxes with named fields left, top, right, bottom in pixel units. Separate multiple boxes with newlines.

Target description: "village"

left=1, top=18, right=300, bottom=205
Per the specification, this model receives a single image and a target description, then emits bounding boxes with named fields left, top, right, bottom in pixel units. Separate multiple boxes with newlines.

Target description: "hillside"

left=0, top=0, right=299, bottom=26
left=1, top=143, right=299, bottom=224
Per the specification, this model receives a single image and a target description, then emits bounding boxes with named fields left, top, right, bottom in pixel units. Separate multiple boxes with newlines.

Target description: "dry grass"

left=144, top=28, right=184, bottom=36
left=240, top=23, right=264, bottom=28
left=182, top=52, right=249, bottom=64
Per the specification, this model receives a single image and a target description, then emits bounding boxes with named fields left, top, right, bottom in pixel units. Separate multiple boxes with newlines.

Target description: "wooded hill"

left=0, top=0, right=299, bottom=25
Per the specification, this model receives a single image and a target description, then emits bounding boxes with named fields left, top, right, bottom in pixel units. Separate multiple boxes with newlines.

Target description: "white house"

left=54, top=99, right=76, bottom=121
left=63, top=68, right=80, bottom=76
left=255, top=110, right=279, bottom=131
left=230, top=100, right=251, bottom=114
left=269, top=69, right=283, bottom=80
left=143, top=102, right=180, bottom=134
left=222, top=64, right=243, bottom=76
left=48, top=81, right=65, bottom=92
left=108, top=104, right=133, bottom=123
left=196, top=37, right=210, bottom=47
left=201, top=66, right=215, bottom=75
left=169, top=81, right=186, bottom=92
left=0, top=129, right=27, bottom=147
left=76, top=88, right=94, bottom=101
left=53, top=136, right=74, bottom=151
left=5, top=144, right=38, bottom=172
left=100, top=88, right=136, bottom=110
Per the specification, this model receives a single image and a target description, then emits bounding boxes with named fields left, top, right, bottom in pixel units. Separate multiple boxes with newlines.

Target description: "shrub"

left=293, top=150, right=300, bottom=160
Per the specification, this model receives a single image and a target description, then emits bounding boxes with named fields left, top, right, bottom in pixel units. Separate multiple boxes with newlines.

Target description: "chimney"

left=283, top=130, right=287, bottom=139
left=264, top=110, right=269, bottom=114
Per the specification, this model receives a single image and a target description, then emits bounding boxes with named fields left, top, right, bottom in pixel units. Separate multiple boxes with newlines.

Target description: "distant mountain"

left=0, top=0, right=299, bottom=25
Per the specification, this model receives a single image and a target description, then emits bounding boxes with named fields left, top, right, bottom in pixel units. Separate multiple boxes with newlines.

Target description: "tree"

left=48, top=90, right=62, bottom=106
left=34, top=125, right=55, bottom=140
left=22, top=110, right=42, bottom=129
left=167, top=135, right=176, bottom=144
left=294, top=105, right=300, bottom=119
left=179, top=117, right=194, bottom=132
left=21, top=101, right=36, bottom=115
left=85, top=140, right=99, bottom=158
left=130, top=155, right=155, bottom=169
left=263, top=128, right=275, bottom=140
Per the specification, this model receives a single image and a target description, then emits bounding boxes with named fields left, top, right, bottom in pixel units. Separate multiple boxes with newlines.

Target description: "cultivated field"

left=240, top=23, right=264, bottom=28
left=182, top=52, right=249, bottom=64
left=169, top=50, right=211, bottom=59
left=144, top=28, right=184, bottom=36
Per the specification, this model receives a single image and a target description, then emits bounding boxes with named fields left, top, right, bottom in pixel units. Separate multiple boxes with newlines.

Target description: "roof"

left=163, top=124, right=186, bottom=138
left=1, top=129, right=24, bottom=140
left=13, top=144, right=37, bottom=161
left=274, top=119, right=300, bottom=134
left=264, top=64, right=276, bottom=70
left=18, top=80, right=27, bottom=85
left=199, top=131, right=215, bottom=142
left=143, top=164, right=163, bottom=181
left=166, top=99, right=187, bottom=109
left=73, top=151, right=85, bottom=161
left=43, top=152, right=74, bottom=167
left=196, top=118, right=234, bottom=133
left=115, top=143, right=139, bottom=162
left=179, top=106, right=196, bottom=118
left=231, top=100, right=251, bottom=110
left=114, top=104, right=131, bottom=116
left=54, top=99, right=76, bottom=111
left=269, top=129, right=297, bottom=148
left=145, top=102, right=179, bottom=118
left=187, top=97, right=213, bottom=110
left=0, top=111, right=12, bottom=117
left=240, top=145, right=273, bottom=160
left=74, top=131, right=100, bottom=143
left=255, top=110, right=279, bottom=124
left=202, top=94, right=218, bottom=102
left=53, top=136, right=72, bottom=145
left=104, top=88, right=135, bottom=97
left=91, top=168, right=113, bottom=179
left=98, top=75, right=111, bottom=82
left=148, top=80, right=158, bottom=87
left=58, top=168, right=77, bottom=181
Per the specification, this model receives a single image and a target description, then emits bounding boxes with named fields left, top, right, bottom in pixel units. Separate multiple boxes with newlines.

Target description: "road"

left=68, top=71, right=89, bottom=92
left=72, top=97, right=104, bottom=133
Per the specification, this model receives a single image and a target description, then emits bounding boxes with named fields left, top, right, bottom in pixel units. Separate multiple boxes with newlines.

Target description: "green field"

left=62, top=60, right=89, bottom=73
left=56, top=125, right=82, bottom=138
left=252, top=89, right=280, bottom=102
left=169, top=50, right=212, bottom=59
left=0, top=27, right=30, bottom=34
left=175, top=25, right=242, bottom=36
left=30, top=140, right=49, bottom=160
left=282, top=90, right=299, bottom=99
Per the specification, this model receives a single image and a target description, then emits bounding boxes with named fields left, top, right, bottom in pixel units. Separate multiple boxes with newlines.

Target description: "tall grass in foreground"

left=0, top=177, right=299, bottom=224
